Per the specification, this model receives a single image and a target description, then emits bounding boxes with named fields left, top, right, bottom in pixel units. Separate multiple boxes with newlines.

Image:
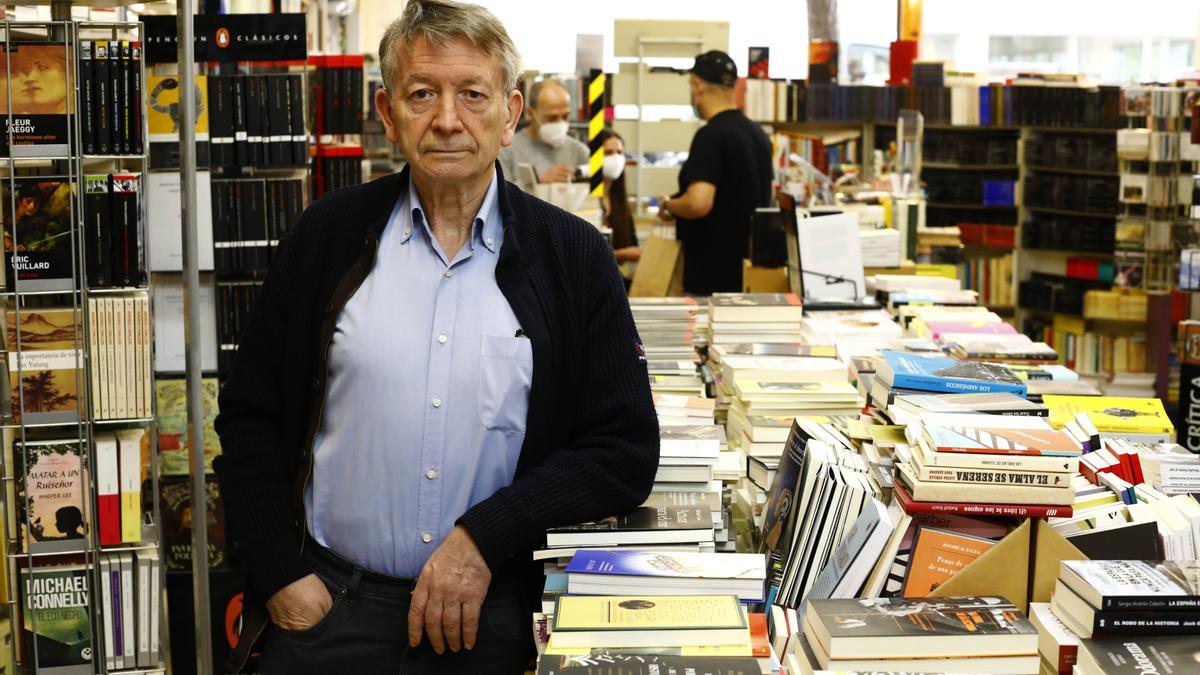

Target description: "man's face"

left=377, top=35, right=521, bottom=185
left=529, top=83, right=571, bottom=133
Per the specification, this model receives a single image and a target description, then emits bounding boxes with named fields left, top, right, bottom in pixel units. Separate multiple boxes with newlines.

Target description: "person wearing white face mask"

left=598, top=129, right=640, bottom=266
left=499, top=78, right=590, bottom=193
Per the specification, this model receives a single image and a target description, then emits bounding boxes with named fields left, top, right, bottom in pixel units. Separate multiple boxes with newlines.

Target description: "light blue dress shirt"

left=305, top=170, right=532, bottom=578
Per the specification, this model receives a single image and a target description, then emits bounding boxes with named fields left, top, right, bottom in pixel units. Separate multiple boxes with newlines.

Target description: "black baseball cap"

left=689, top=50, right=738, bottom=86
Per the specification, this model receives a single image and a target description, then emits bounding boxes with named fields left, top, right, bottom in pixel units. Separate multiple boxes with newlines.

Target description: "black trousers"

left=256, top=542, right=534, bottom=675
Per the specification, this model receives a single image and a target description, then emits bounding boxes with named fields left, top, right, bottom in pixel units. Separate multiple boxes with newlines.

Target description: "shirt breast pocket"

left=477, top=333, right=533, bottom=432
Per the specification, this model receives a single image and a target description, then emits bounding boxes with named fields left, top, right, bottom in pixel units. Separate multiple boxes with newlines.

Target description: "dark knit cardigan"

left=213, top=163, right=660, bottom=602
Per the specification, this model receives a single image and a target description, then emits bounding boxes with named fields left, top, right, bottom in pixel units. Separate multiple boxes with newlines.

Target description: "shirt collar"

left=399, top=169, right=502, bottom=254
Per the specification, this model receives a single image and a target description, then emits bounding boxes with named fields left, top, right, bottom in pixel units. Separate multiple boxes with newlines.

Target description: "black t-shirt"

left=675, top=109, right=773, bottom=295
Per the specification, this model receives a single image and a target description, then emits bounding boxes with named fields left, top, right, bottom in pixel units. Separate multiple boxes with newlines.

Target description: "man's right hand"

left=267, top=573, right=333, bottom=632
left=538, top=164, right=574, bottom=184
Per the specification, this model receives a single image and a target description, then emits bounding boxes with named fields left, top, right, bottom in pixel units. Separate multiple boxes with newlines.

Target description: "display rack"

left=0, top=18, right=165, bottom=675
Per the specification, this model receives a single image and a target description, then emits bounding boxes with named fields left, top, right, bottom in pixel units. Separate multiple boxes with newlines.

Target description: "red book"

left=749, top=613, right=769, bottom=659
left=96, top=433, right=121, bottom=546
left=893, top=482, right=1073, bottom=518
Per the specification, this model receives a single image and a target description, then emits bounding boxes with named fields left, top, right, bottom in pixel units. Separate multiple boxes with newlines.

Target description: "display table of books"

left=531, top=289, right=1199, bottom=675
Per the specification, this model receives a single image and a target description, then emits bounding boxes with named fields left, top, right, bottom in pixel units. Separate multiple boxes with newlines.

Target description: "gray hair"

left=379, top=0, right=521, bottom=93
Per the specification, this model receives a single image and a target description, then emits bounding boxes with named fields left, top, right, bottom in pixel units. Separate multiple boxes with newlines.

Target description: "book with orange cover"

left=900, top=526, right=997, bottom=598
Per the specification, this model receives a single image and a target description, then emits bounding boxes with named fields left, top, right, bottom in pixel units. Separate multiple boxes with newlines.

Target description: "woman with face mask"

left=598, top=129, right=641, bottom=265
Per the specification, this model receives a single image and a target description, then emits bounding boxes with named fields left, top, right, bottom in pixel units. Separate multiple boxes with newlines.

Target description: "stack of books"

left=629, top=297, right=707, bottom=394
left=1028, top=601, right=1080, bottom=675
left=1135, top=442, right=1200, bottom=494
left=899, top=412, right=1082, bottom=518
left=866, top=349, right=1029, bottom=418
left=656, top=425, right=721, bottom=492
left=1050, top=560, right=1200, bottom=639
left=784, top=597, right=1040, bottom=674
left=563, top=550, right=767, bottom=602
left=1074, top=636, right=1200, bottom=675
left=799, top=308, right=903, bottom=352
left=653, top=393, right=716, bottom=428
left=706, top=293, right=805, bottom=346
left=858, top=227, right=901, bottom=268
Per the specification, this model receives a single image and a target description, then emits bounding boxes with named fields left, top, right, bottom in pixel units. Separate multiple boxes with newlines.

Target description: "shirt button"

left=486, top=237, right=494, bottom=247
left=432, top=398, right=442, bottom=408
left=403, top=228, right=412, bottom=236
left=437, top=334, right=447, bottom=344
left=421, top=532, right=433, bottom=543
left=426, top=468, right=437, bottom=480
left=444, top=269, right=453, bottom=278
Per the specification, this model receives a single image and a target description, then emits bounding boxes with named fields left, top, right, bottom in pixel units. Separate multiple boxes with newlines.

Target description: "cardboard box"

left=742, top=259, right=790, bottom=293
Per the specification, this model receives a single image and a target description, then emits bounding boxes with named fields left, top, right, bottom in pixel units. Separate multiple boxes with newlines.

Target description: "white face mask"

left=537, top=120, right=570, bottom=147
left=602, top=153, right=626, bottom=180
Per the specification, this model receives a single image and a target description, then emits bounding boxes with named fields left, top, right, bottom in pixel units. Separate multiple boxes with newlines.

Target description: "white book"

left=120, top=553, right=135, bottom=669
left=140, top=296, right=152, bottom=417
left=96, top=297, right=111, bottom=419
left=101, top=555, right=116, bottom=672
left=96, top=432, right=120, bottom=545
left=113, top=297, right=127, bottom=419
left=659, top=425, right=722, bottom=459
left=88, top=298, right=102, bottom=418
left=124, top=297, right=136, bottom=418
left=806, top=498, right=893, bottom=602
left=137, top=552, right=151, bottom=667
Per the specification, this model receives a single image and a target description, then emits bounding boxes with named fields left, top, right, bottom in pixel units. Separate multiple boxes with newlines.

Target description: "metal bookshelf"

left=0, top=19, right=166, bottom=675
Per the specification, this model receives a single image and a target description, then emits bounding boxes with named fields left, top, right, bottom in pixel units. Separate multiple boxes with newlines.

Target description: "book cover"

left=146, top=74, right=210, bottom=169
left=94, top=41, right=110, bottom=155
left=924, top=424, right=1082, bottom=457
left=118, top=41, right=130, bottom=154
left=20, top=565, right=92, bottom=673
left=1044, top=395, right=1174, bottom=436
left=1076, top=636, right=1200, bottom=675
left=6, top=308, right=82, bottom=424
left=83, top=174, right=111, bottom=287
left=1061, top=560, right=1200, bottom=611
left=536, top=654, right=761, bottom=675
left=14, top=440, right=88, bottom=552
left=900, top=526, right=997, bottom=597
left=807, top=596, right=1036, bottom=658
left=155, top=377, right=220, bottom=475
left=78, top=41, right=95, bottom=155
left=895, top=392, right=1047, bottom=416
left=879, top=350, right=1027, bottom=396
left=160, top=476, right=225, bottom=571
left=0, top=42, right=74, bottom=157
left=110, top=173, right=140, bottom=286
left=659, top=425, right=721, bottom=458
left=108, top=37, right=120, bottom=157
left=3, top=177, right=75, bottom=291
left=129, top=42, right=143, bottom=155
left=551, top=595, right=746, bottom=632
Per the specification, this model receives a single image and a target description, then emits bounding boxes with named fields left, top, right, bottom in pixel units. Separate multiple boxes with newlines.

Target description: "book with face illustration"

left=0, top=41, right=74, bottom=156
left=3, top=177, right=75, bottom=292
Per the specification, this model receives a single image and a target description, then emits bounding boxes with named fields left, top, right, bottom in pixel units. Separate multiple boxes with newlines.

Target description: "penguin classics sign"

left=142, top=14, right=307, bottom=65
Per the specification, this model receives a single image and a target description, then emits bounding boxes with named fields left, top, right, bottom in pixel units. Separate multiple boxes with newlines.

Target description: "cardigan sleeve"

left=213, top=224, right=315, bottom=601
left=457, top=232, right=660, bottom=572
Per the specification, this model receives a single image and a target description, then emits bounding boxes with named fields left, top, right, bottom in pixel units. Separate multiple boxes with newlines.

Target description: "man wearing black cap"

left=658, top=50, right=773, bottom=295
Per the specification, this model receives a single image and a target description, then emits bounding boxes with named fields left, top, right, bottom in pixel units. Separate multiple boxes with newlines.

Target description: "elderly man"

left=498, top=77, right=590, bottom=193
left=213, top=1, right=659, bottom=673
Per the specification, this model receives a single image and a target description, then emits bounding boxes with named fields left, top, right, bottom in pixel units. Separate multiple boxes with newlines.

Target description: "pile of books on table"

left=783, top=596, right=1041, bottom=674
left=706, top=293, right=805, bottom=347
left=629, top=297, right=706, bottom=396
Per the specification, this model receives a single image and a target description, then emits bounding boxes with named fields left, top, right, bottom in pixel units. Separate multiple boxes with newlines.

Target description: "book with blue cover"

left=566, top=550, right=767, bottom=602
left=877, top=350, right=1027, bottom=396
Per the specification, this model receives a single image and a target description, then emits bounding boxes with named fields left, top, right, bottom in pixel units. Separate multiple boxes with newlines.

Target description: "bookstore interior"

left=1, top=0, right=1200, bottom=674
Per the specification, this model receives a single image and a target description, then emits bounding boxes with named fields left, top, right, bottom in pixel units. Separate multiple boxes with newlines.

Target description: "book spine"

left=895, top=484, right=1072, bottom=518
left=80, top=41, right=95, bottom=155
left=137, top=552, right=150, bottom=667
left=148, top=550, right=161, bottom=659
left=97, top=298, right=110, bottom=419
left=120, top=41, right=131, bottom=154
left=918, top=445, right=1079, bottom=473
left=110, top=40, right=121, bottom=155
left=113, top=296, right=127, bottom=419
left=130, top=43, right=143, bottom=155
left=914, top=464, right=1071, bottom=488
left=892, top=371, right=1026, bottom=396
left=121, top=555, right=134, bottom=667
left=232, top=75, right=248, bottom=165
left=934, top=443, right=1079, bottom=458
left=118, top=431, right=141, bottom=543
left=904, top=477, right=1073, bottom=505
left=1101, top=596, right=1200, bottom=611
left=245, top=74, right=262, bottom=167
left=88, top=299, right=101, bottom=418
left=95, top=41, right=111, bottom=154
left=124, top=298, right=135, bottom=419
left=111, top=560, right=125, bottom=668
left=139, top=296, right=151, bottom=418
left=96, top=433, right=120, bottom=545
left=288, top=74, right=306, bottom=165
left=84, top=175, right=109, bottom=287
left=258, top=75, right=271, bottom=167
left=269, top=75, right=289, bottom=166
left=110, top=174, right=132, bottom=285
left=1092, top=612, right=1200, bottom=635
left=101, top=557, right=115, bottom=672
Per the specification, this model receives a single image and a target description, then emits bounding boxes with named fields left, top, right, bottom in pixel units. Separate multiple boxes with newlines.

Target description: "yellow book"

left=550, top=595, right=747, bottom=649
left=117, top=429, right=144, bottom=543
left=1043, top=395, right=1173, bottom=436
